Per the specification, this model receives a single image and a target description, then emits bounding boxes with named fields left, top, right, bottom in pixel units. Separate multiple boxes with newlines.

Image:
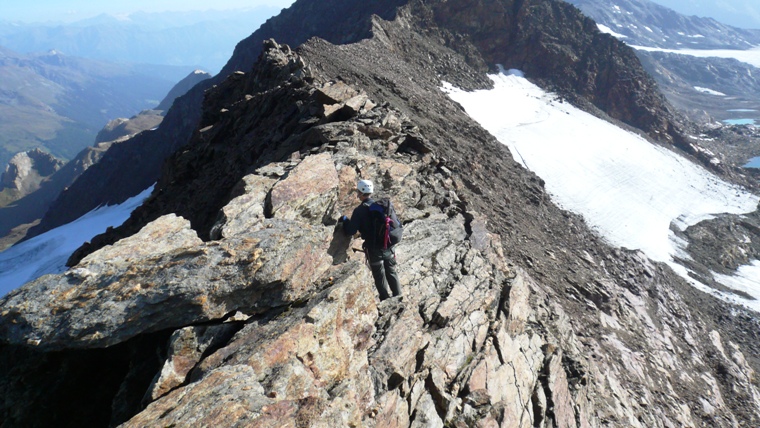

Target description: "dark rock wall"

left=427, top=0, right=678, bottom=142
left=0, top=331, right=170, bottom=428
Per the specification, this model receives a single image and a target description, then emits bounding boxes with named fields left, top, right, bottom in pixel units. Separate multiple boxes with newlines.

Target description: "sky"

left=0, top=0, right=296, bottom=23
left=1, top=0, right=757, bottom=28
left=647, top=0, right=760, bottom=29
left=443, top=70, right=760, bottom=312
left=1, top=0, right=758, bottom=31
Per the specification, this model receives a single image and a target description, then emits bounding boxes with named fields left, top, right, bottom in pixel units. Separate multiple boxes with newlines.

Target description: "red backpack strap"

left=384, top=217, right=392, bottom=249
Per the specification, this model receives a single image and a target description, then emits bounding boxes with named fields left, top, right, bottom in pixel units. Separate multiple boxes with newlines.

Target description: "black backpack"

left=365, top=198, right=403, bottom=249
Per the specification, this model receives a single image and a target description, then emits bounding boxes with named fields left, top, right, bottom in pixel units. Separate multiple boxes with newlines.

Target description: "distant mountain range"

left=0, top=46, right=197, bottom=168
left=567, top=0, right=760, bottom=49
left=568, top=0, right=760, bottom=159
left=0, top=68, right=211, bottom=250
left=649, top=0, right=760, bottom=30
left=0, top=7, right=282, bottom=74
left=0, top=7, right=281, bottom=171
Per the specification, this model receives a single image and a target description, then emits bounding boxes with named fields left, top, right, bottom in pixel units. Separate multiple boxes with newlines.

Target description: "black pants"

left=365, top=246, right=401, bottom=300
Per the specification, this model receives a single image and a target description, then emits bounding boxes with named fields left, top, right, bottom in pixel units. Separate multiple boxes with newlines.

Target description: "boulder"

left=0, top=208, right=335, bottom=349
left=122, top=263, right=376, bottom=427
left=269, top=152, right=339, bottom=224
left=315, top=81, right=360, bottom=105
left=211, top=173, right=277, bottom=239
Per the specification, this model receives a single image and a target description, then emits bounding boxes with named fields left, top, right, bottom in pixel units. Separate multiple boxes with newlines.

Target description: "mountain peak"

left=1, top=149, right=63, bottom=195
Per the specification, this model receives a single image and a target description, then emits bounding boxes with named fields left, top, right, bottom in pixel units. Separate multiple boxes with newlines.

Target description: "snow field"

left=631, top=45, right=760, bottom=68
left=443, top=72, right=760, bottom=310
left=0, top=186, right=154, bottom=297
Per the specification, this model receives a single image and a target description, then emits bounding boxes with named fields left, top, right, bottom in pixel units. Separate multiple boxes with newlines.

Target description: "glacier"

left=443, top=71, right=760, bottom=311
left=0, top=186, right=153, bottom=297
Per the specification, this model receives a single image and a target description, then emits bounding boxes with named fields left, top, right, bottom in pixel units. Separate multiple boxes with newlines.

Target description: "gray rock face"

left=0, top=149, right=63, bottom=195
left=269, top=152, right=339, bottom=223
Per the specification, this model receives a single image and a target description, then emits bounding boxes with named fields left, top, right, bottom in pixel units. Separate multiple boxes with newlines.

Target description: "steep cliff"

left=2, top=1, right=760, bottom=427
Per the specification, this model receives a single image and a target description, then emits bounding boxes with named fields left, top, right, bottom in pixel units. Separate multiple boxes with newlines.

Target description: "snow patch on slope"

left=443, top=72, right=760, bottom=310
left=694, top=86, right=726, bottom=96
left=632, top=45, right=760, bottom=68
left=0, top=186, right=154, bottom=297
left=712, top=262, right=760, bottom=305
left=597, top=24, right=628, bottom=39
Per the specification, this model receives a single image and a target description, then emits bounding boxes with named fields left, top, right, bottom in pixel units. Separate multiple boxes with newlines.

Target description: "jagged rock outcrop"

left=156, top=70, right=212, bottom=112
left=0, top=149, right=63, bottom=197
left=95, top=112, right=164, bottom=145
left=3, top=1, right=760, bottom=427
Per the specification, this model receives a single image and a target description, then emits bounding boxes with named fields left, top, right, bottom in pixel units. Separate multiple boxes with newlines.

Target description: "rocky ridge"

left=2, top=1, right=760, bottom=427
left=155, top=70, right=213, bottom=112
left=21, top=0, right=410, bottom=241
left=31, top=0, right=753, bottom=243
left=95, top=112, right=164, bottom=146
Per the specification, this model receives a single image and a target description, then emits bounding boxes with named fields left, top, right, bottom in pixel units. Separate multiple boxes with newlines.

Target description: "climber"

left=340, top=179, right=402, bottom=301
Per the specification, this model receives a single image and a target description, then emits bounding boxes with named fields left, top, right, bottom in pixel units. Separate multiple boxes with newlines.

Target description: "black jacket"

left=342, top=199, right=374, bottom=240
left=343, top=198, right=402, bottom=249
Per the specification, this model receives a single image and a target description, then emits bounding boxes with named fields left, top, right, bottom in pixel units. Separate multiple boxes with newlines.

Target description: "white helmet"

left=357, top=179, right=374, bottom=194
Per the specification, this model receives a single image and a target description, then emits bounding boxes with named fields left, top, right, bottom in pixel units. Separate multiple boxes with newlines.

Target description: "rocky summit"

left=0, top=149, right=64, bottom=198
left=2, top=0, right=760, bottom=427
